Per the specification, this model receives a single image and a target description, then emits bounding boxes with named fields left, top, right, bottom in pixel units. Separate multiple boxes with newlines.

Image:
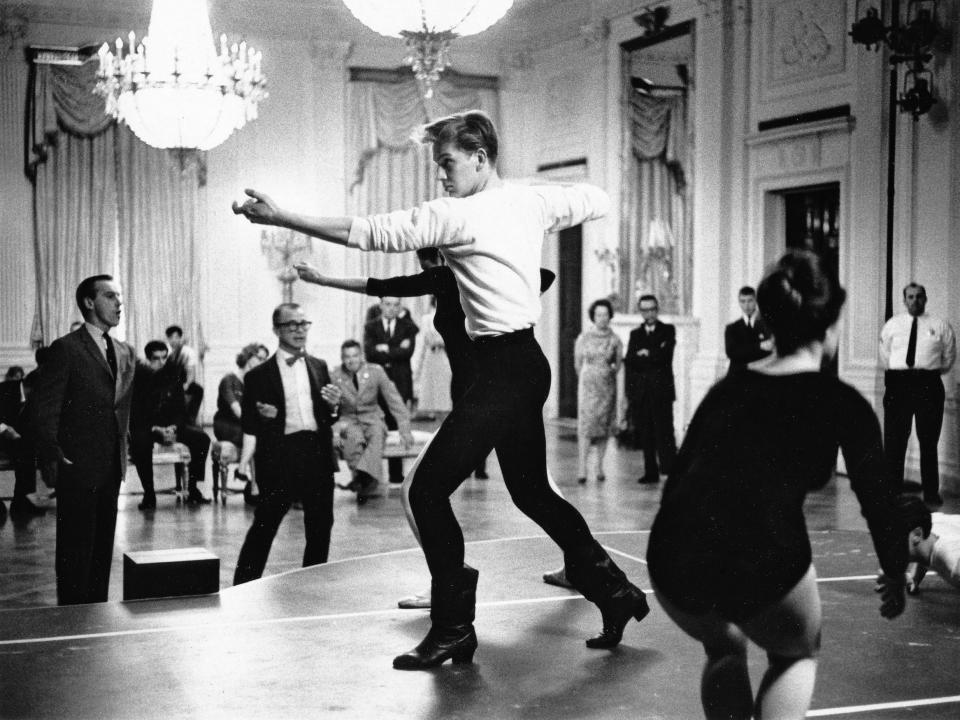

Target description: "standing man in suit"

left=364, top=296, right=418, bottom=483
left=233, top=303, right=342, bottom=584
left=331, top=339, right=413, bottom=504
left=880, top=283, right=956, bottom=506
left=724, top=285, right=773, bottom=374
left=31, top=275, right=136, bottom=605
left=624, top=294, right=677, bottom=485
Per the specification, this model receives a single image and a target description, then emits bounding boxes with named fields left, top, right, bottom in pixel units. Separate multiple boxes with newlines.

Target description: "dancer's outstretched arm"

left=232, top=188, right=352, bottom=245
left=294, top=262, right=367, bottom=293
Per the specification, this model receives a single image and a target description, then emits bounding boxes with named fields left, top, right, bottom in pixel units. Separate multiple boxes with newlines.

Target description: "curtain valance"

left=627, top=92, right=687, bottom=188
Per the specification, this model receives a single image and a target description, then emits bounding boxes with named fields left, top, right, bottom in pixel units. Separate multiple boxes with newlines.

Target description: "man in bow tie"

left=724, top=285, right=773, bottom=374
left=30, top=275, right=136, bottom=605
left=331, top=339, right=413, bottom=504
left=233, top=303, right=342, bottom=584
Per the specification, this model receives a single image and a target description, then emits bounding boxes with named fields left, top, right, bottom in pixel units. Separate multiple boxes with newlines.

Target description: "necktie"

left=103, top=332, right=118, bottom=378
left=905, top=316, right=918, bottom=368
left=352, top=373, right=359, bottom=390
left=285, top=351, right=306, bottom=367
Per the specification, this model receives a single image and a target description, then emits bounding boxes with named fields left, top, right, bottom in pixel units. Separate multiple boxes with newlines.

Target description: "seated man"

left=331, top=339, right=413, bottom=504
left=130, top=340, right=211, bottom=509
left=900, top=494, right=960, bottom=591
left=0, top=375, right=45, bottom=519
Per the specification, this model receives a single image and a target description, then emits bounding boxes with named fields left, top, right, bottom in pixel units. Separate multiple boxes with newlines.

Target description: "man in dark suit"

left=130, top=340, right=211, bottom=510
left=363, top=296, right=418, bottom=483
left=724, top=285, right=773, bottom=374
left=233, top=302, right=342, bottom=585
left=31, top=274, right=136, bottom=605
left=624, top=294, right=677, bottom=485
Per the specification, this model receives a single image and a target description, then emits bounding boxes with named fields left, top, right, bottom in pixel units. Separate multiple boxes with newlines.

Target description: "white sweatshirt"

left=348, top=183, right=610, bottom=338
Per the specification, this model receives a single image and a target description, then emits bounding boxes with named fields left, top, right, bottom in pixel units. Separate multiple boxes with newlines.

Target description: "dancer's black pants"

left=407, top=329, right=594, bottom=578
left=883, top=369, right=944, bottom=498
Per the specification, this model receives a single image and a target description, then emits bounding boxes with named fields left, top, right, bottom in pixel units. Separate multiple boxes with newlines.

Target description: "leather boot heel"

left=393, top=626, right=477, bottom=670
left=451, top=641, right=477, bottom=665
left=585, top=587, right=649, bottom=649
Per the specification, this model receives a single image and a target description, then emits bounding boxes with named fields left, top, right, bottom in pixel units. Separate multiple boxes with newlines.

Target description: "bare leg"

left=593, top=437, right=608, bottom=479
left=577, top=435, right=590, bottom=480
left=655, top=587, right=752, bottom=720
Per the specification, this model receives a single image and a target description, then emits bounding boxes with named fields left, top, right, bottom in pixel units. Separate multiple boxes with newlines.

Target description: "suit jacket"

left=241, top=354, right=338, bottom=488
left=0, top=380, right=24, bottom=429
left=725, top=316, right=771, bottom=373
left=363, top=316, right=418, bottom=402
left=130, top=362, right=187, bottom=437
left=331, top=363, right=411, bottom=435
left=31, top=327, right=136, bottom=489
left=624, top=321, right=676, bottom=404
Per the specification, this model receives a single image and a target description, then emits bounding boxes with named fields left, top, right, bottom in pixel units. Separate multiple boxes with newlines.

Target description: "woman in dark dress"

left=213, top=343, right=264, bottom=503
left=646, top=250, right=907, bottom=719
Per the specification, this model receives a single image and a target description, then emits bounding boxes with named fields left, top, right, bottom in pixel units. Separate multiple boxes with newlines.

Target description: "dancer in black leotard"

left=235, top=110, right=648, bottom=671
left=647, top=250, right=907, bottom=719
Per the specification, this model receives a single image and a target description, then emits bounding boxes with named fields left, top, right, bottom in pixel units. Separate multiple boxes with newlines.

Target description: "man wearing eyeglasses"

left=233, top=303, right=342, bottom=584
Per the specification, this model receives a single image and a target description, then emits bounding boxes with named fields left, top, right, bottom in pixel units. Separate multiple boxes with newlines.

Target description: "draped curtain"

left=619, top=55, right=689, bottom=315
left=343, top=72, right=498, bottom=340
left=27, top=57, right=205, bottom=358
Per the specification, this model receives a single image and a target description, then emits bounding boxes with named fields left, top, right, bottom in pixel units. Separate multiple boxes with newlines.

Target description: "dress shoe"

left=577, top=476, right=587, bottom=484
left=242, top=482, right=260, bottom=506
left=10, top=497, right=47, bottom=518
left=542, top=567, right=574, bottom=589
left=186, top=492, right=211, bottom=506
left=637, top=475, right=659, bottom=484
left=474, top=469, right=489, bottom=480
left=138, top=496, right=157, bottom=511
left=597, top=474, right=606, bottom=483
left=388, top=475, right=405, bottom=485
left=397, top=590, right=432, bottom=609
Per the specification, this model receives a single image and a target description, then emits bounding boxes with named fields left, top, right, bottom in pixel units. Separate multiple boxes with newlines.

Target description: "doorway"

left=782, top=183, right=840, bottom=372
left=557, top=224, right=582, bottom=419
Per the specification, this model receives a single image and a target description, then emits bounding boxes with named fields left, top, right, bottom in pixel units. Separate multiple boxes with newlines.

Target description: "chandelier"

left=341, top=1, right=514, bottom=98
left=94, top=0, right=266, bottom=151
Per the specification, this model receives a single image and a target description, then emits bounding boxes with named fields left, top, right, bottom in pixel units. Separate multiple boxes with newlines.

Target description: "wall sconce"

left=634, top=6, right=670, bottom=37
left=899, top=66, right=936, bottom=119
left=260, top=229, right=313, bottom=303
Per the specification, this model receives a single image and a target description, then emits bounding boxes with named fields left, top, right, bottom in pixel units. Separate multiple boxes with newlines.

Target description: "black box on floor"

left=123, top=547, right=219, bottom=601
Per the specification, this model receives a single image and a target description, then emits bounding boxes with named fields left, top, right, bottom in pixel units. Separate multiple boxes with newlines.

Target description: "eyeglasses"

left=275, top=320, right=312, bottom=331
left=638, top=306, right=658, bottom=313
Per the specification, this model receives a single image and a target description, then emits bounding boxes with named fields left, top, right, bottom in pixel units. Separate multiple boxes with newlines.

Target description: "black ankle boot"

left=393, top=565, right=479, bottom=670
left=565, top=541, right=649, bottom=649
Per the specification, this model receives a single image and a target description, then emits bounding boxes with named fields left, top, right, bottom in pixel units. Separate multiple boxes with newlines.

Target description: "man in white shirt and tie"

left=880, top=283, right=956, bottom=506
left=233, top=303, right=342, bottom=584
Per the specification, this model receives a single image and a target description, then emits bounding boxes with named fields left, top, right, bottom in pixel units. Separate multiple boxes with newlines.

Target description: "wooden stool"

left=123, top=547, right=219, bottom=601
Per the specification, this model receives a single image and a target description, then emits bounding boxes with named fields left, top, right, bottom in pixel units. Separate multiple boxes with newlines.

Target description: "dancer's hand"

left=232, top=188, right=281, bottom=225
left=295, top=262, right=327, bottom=285
left=876, top=573, right=906, bottom=618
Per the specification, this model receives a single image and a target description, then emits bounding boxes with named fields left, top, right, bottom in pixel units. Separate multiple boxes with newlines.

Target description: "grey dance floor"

left=1, top=529, right=959, bottom=719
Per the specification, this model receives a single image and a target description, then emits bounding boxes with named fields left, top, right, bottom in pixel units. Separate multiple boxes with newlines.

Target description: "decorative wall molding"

left=763, top=0, right=847, bottom=99
left=579, top=17, right=610, bottom=48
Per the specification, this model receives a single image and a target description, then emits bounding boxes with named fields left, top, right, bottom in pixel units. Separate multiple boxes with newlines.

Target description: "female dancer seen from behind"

left=234, top=110, right=648, bottom=671
left=295, top=251, right=569, bottom=609
left=646, top=250, right=907, bottom=719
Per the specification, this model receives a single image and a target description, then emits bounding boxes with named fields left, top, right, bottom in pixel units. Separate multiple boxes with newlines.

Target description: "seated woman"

left=213, top=342, right=263, bottom=503
left=647, top=250, right=906, bottom=719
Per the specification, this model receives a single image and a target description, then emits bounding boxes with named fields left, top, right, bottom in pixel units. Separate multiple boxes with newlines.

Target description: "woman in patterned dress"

left=575, top=298, right=622, bottom=483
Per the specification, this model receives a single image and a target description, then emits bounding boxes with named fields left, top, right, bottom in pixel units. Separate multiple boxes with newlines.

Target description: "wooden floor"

left=1, top=422, right=959, bottom=719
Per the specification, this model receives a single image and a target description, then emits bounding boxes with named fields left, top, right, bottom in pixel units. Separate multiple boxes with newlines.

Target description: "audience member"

left=165, top=324, right=204, bottom=425
left=647, top=250, right=905, bottom=719
left=233, top=303, right=341, bottom=584
left=724, top=285, right=773, bottom=374
left=574, top=298, right=622, bottom=484
left=363, top=296, right=418, bottom=484
left=213, top=342, right=263, bottom=503
left=411, top=295, right=452, bottom=417
left=900, top=494, right=960, bottom=591
left=4, top=366, right=24, bottom=382
left=0, top=373, right=45, bottom=519
left=130, top=340, right=211, bottom=510
left=880, top=283, right=956, bottom=506
left=624, top=294, right=677, bottom=484
left=31, top=274, right=136, bottom=605
left=331, top=339, right=413, bottom=504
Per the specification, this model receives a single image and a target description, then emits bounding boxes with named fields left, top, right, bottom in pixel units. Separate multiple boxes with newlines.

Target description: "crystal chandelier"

left=94, top=0, right=266, bottom=151
left=341, top=1, right=514, bottom=98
